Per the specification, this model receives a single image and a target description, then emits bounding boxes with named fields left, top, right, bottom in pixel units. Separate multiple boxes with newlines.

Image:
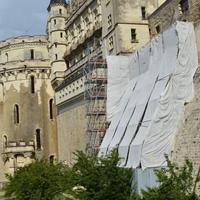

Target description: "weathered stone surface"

left=149, top=0, right=200, bottom=174
left=0, top=36, right=57, bottom=183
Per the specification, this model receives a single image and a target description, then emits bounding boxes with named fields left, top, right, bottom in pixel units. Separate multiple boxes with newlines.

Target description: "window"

left=179, top=0, right=189, bottom=14
left=54, top=19, right=56, bottom=25
left=109, top=36, right=114, bottom=51
left=77, top=24, right=81, bottom=35
left=156, top=25, right=161, bottom=34
left=36, top=129, right=41, bottom=150
left=107, top=14, right=112, bottom=29
left=65, top=59, right=70, bottom=69
left=131, top=29, right=137, bottom=42
left=106, top=0, right=110, bottom=6
left=55, top=54, right=58, bottom=60
left=55, top=43, right=57, bottom=48
left=3, top=135, right=7, bottom=148
left=59, top=9, right=62, bottom=14
left=60, top=32, right=63, bottom=38
left=14, top=104, right=19, bottom=124
left=30, top=76, right=35, bottom=94
left=141, top=7, right=146, bottom=20
left=30, top=49, right=34, bottom=60
left=49, top=155, right=54, bottom=164
left=49, top=99, right=54, bottom=120
left=5, top=53, right=8, bottom=62
left=85, top=17, right=90, bottom=30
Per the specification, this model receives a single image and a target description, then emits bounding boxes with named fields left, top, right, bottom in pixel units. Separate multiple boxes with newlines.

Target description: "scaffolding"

left=84, top=58, right=107, bottom=154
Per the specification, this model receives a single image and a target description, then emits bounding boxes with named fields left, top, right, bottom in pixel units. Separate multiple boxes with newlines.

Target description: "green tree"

left=68, top=150, right=133, bottom=200
left=5, top=160, right=71, bottom=200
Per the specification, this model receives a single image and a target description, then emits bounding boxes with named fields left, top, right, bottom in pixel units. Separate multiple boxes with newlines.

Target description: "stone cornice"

left=48, top=42, right=67, bottom=49
left=48, top=15, right=67, bottom=22
left=49, top=29, right=66, bottom=34
left=0, top=59, right=50, bottom=66
left=0, top=66, right=51, bottom=81
left=0, top=41, right=47, bottom=51
left=51, top=59, right=65, bottom=65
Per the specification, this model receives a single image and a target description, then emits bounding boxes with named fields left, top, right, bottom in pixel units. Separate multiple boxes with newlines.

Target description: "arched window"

left=36, top=129, right=41, bottom=150
left=3, top=135, right=7, bottom=148
left=54, top=19, right=56, bottom=25
left=30, top=76, right=35, bottom=94
left=30, top=49, right=34, bottom=60
left=49, top=99, right=54, bottom=120
left=14, top=104, right=19, bottom=124
left=5, top=53, right=8, bottom=62
left=60, top=32, right=63, bottom=38
left=49, top=155, right=54, bottom=164
left=59, top=9, right=62, bottom=14
left=55, top=54, right=58, bottom=60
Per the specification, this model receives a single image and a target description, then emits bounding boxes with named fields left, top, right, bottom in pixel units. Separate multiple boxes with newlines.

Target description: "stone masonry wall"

left=149, top=0, right=200, bottom=174
left=149, top=0, right=200, bottom=36
left=172, top=70, right=200, bottom=176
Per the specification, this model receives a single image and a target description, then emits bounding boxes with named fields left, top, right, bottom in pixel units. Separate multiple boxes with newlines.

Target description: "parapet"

left=0, top=35, right=48, bottom=49
left=0, top=35, right=50, bottom=71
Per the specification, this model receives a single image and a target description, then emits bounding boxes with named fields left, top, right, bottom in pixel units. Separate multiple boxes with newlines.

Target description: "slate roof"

left=48, top=0, right=67, bottom=11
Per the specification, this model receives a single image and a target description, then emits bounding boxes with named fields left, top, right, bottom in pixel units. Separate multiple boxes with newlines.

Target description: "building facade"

left=148, top=0, right=200, bottom=62
left=0, top=35, right=57, bottom=186
left=48, top=0, right=166, bottom=163
left=148, top=0, right=200, bottom=176
left=102, top=0, right=166, bottom=55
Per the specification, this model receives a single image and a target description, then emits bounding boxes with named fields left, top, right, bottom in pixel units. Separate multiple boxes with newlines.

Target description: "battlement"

left=2, top=140, right=35, bottom=155
left=7, top=140, right=34, bottom=148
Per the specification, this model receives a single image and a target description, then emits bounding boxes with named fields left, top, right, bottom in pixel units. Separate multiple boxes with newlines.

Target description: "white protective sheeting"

left=99, top=22, right=198, bottom=169
left=106, top=56, right=131, bottom=121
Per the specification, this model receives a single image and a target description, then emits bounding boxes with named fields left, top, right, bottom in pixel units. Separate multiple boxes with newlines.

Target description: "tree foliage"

left=4, top=152, right=200, bottom=200
left=5, top=160, right=71, bottom=200
left=68, top=150, right=133, bottom=200
left=139, top=157, right=200, bottom=200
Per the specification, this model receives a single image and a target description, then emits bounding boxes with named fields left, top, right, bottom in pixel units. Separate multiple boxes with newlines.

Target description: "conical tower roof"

left=48, top=0, right=67, bottom=11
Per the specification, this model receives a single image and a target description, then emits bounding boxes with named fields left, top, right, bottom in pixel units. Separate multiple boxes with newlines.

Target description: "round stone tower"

left=47, top=0, right=68, bottom=87
left=0, top=36, right=57, bottom=185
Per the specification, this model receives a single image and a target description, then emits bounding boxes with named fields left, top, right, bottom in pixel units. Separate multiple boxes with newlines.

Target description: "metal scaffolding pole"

left=84, top=58, right=107, bottom=154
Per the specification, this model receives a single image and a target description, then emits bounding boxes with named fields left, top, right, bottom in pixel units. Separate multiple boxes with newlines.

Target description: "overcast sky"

left=0, top=0, right=51, bottom=40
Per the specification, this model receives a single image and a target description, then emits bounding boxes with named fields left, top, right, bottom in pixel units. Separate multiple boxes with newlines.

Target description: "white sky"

left=0, top=0, right=50, bottom=40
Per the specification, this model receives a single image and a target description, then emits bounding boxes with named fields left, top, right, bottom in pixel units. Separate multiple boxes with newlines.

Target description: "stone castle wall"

left=148, top=0, right=200, bottom=174
left=0, top=36, right=57, bottom=183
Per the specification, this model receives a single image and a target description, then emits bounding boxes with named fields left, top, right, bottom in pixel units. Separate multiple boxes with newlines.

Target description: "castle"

left=0, top=35, right=57, bottom=186
left=0, top=0, right=165, bottom=185
left=0, top=0, right=199, bottom=190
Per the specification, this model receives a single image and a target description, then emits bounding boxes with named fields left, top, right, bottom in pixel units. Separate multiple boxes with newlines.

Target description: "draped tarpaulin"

left=99, top=22, right=198, bottom=169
